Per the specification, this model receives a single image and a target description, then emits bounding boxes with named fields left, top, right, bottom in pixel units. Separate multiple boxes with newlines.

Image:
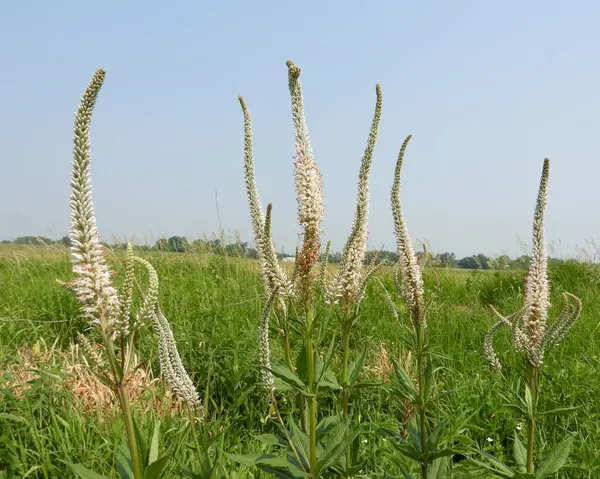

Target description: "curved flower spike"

left=68, top=69, right=120, bottom=331
left=330, top=83, right=383, bottom=306
left=391, top=135, right=425, bottom=328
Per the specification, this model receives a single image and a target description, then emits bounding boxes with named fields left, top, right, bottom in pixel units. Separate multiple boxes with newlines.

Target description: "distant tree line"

left=1, top=236, right=71, bottom=246
left=3, top=234, right=574, bottom=270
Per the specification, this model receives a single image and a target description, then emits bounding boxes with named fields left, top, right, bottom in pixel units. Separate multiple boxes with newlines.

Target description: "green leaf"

left=256, top=464, right=311, bottom=478
left=270, top=363, right=308, bottom=393
left=478, top=450, right=514, bottom=476
left=513, top=433, right=527, bottom=473
left=133, top=417, right=149, bottom=468
left=316, top=421, right=355, bottom=473
left=427, top=457, right=449, bottom=479
left=116, top=439, right=134, bottom=479
left=319, top=367, right=340, bottom=391
left=407, top=418, right=422, bottom=454
left=535, top=435, right=574, bottom=478
left=465, top=457, right=514, bottom=479
left=295, top=345, right=309, bottom=384
left=318, top=332, right=338, bottom=385
left=288, top=420, right=310, bottom=469
left=392, top=360, right=417, bottom=400
left=524, top=384, right=534, bottom=419
left=346, top=345, right=368, bottom=386
left=144, top=456, right=170, bottom=479
left=429, top=457, right=449, bottom=479
left=242, top=454, right=309, bottom=477
left=501, top=403, right=527, bottom=416
left=390, top=443, right=422, bottom=461
left=428, top=448, right=456, bottom=461
left=231, top=384, right=256, bottom=410
left=226, top=453, right=261, bottom=465
left=316, top=415, right=342, bottom=438
left=388, top=457, right=417, bottom=479
left=539, top=406, right=580, bottom=416
left=149, top=420, right=161, bottom=465
left=66, top=463, right=110, bottom=479
left=0, top=413, right=28, bottom=424
left=426, top=420, right=448, bottom=453
left=423, top=354, right=434, bottom=402
left=253, top=433, right=286, bottom=447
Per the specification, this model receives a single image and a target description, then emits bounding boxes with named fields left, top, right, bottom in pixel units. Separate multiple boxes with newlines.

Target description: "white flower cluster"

left=68, top=69, right=200, bottom=411
left=152, top=307, right=202, bottom=410
left=287, top=61, right=325, bottom=297
left=133, top=257, right=201, bottom=410
left=114, top=243, right=135, bottom=335
left=485, top=159, right=582, bottom=370
left=239, top=96, right=293, bottom=301
left=68, top=69, right=121, bottom=331
left=327, top=84, right=383, bottom=308
left=390, top=136, right=425, bottom=328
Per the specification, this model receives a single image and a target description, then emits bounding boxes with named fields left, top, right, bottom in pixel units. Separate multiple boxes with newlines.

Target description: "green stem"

left=526, top=366, right=540, bottom=474
left=306, top=310, right=318, bottom=474
left=116, top=382, right=144, bottom=479
left=283, top=326, right=307, bottom=433
left=271, top=391, right=308, bottom=475
left=341, top=323, right=351, bottom=469
left=416, top=325, right=428, bottom=479
left=189, top=410, right=206, bottom=469
left=100, top=323, right=143, bottom=479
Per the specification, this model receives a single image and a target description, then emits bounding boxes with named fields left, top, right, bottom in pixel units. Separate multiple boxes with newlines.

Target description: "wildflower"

left=258, top=293, right=276, bottom=392
left=328, top=83, right=383, bottom=307
left=286, top=60, right=325, bottom=306
left=391, top=135, right=425, bottom=328
left=238, top=96, right=292, bottom=299
left=77, top=332, right=102, bottom=369
left=123, top=256, right=200, bottom=410
left=114, top=242, right=135, bottom=335
left=486, top=437, right=494, bottom=443
left=152, top=307, right=202, bottom=410
left=485, top=159, right=582, bottom=370
left=69, top=68, right=120, bottom=331
left=131, top=256, right=160, bottom=330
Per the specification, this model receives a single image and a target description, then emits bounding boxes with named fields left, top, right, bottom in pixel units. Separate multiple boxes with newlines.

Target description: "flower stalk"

left=67, top=69, right=201, bottom=478
left=484, top=158, right=582, bottom=474
left=390, top=135, right=432, bottom=478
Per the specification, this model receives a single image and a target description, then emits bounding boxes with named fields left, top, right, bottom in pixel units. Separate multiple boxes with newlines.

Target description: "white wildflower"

left=391, top=135, right=425, bottom=328
left=287, top=61, right=325, bottom=305
left=68, top=68, right=120, bottom=331
left=484, top=159, right=582, bottom=371
left=329, top=84, right=383, bottom=306
left=238, top=96, right=292, bottom=299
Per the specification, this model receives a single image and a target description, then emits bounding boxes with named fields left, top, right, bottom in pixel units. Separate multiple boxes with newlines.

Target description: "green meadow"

left=1, top=245, right=599, bottom=477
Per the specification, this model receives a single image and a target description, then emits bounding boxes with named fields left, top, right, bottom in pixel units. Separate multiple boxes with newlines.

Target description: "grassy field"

left=1, top=245, right=599, bottom=478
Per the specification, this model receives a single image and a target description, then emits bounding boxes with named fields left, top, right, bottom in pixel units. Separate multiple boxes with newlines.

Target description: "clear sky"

left=1, top=1, right=599, bottom=258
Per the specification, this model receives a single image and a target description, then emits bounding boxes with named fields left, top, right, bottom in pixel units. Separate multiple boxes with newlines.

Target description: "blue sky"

left=1, top=1, right=599, bottom=258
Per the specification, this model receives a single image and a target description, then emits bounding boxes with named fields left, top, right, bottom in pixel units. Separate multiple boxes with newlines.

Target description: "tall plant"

left=378, top=136, right=457, bottom=479
left=482, top=158, right=582, bottom=477
left=64, top=69, right=200, bottom=479
left=235, top=60, right=382, bottom=478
